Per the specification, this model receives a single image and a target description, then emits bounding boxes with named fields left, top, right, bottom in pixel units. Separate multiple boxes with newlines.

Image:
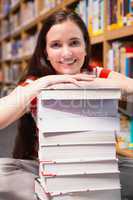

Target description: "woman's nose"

left=62, top=46, right=72, bottom=57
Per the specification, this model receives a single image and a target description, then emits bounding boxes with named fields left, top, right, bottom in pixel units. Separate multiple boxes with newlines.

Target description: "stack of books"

left=35, top=85, right=121, bottom=200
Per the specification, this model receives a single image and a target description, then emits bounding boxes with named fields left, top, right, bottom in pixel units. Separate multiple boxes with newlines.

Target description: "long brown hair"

left=13, top=9, right=91, bottom=160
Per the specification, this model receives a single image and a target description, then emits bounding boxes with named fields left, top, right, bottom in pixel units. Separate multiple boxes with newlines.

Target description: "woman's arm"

left=78, top=70, right=133, bottom=95
left=108, top=71, right=133, bottom=94
left=0, top=74, right=94, bottom=129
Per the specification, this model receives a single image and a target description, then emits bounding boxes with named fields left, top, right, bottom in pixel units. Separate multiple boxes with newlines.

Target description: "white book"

left=39, top=131, right=116, bottom=146
left=38, top=87, right=121, bottom=100
left=38, top=99, right=118, bottom=117
left=39, top=143, right=116, bottom=161
left=51, top=188, right=121, bottom=200
left=40, top=159, right=119, bottom=176
left=35, top=178, right=121, bottom=200
left=38, top=116, right=120, bottom=133
left=37, top=88, right=120, bottom=132
left=41, top=173, right=120, bottom=193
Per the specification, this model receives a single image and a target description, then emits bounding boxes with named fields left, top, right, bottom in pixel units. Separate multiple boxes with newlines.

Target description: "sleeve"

left=96, top=67, right=111, bottom=78
left=19, top=76, right=37, bottom=119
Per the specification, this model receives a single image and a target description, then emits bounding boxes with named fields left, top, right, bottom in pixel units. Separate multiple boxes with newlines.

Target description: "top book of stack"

left=38, top=85, right=121, bottom=100
left=37, top=85, right=121, bottom=133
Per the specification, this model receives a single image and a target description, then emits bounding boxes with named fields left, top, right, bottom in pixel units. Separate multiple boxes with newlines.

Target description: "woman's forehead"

left=46, top=20, right=84, bottom=41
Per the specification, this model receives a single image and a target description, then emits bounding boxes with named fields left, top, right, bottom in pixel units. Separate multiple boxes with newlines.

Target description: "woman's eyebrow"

left=49, top=40, right=60, bottom=43
left=69, top=37, right=81, bottom=40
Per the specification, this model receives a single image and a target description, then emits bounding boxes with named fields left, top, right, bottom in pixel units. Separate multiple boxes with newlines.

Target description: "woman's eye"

left=70, top=40, right=80, bottom=47
left=50, top=43, right=61, bottom=48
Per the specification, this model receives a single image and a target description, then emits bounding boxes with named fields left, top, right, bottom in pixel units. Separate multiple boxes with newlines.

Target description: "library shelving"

left=0, top=0, right=133, bottom=88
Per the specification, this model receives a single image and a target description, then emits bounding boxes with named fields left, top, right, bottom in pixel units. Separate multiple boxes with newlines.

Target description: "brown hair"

left=13, top=9, right=91, bottom=159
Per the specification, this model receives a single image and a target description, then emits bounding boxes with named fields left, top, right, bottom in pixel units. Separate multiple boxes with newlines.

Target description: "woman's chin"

left=58, top=68, right=80, bottom=75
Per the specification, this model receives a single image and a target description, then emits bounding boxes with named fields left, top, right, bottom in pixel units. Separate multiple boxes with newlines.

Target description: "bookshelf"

left=0, top=0, right=133, bottom=189
left=0, top=0, right=133, bottom=87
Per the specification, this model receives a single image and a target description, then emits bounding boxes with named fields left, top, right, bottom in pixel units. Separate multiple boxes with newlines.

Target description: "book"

left=39, top=143, right=116, bottom=161
left=41, top=173, right=120, bottom=194
left=37, top=87, right=120, bottom=132
left=38, top=116, right=120, bottom=133
left=38, top=99, right=118, bottom=117
left=35, top=177, right=121, bottom=200
left=38, top=86, right=121, bottom=100
left=40, top=159, right=119, bottom=176
left=36, top=86, right=121, bottom=199
left=39, top=131, right=116, bottom=146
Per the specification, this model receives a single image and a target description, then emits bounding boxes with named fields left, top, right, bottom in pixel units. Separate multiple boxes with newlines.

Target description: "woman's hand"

left=74, top=77, right=122, bottom=89
left=33, top=74, right=95, bottom=90
left=33, top=74, right=121, bottom=91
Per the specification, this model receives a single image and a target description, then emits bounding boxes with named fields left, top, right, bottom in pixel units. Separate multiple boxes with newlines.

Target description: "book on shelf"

left=91, top=0, right=104, bottom=36
left=107, top=41, right=133, bottom=73
left=21, top=1, right=36, bottom=26
left=75, top=0, right=88, bottom=27
left=41, top=172, right=120, bottom=194
left=35, top=177, right=121, bottom=200
left=39, top=143, right=116, bottom=161
left=107, top=0, right=119, bottom=30
left=39, top=159, right=119, bottom=176
left=39, top=131, right=116, bottom=146
left=107, top=0, right=133, bottom=29
left=120, top=46, right=133, bottom=77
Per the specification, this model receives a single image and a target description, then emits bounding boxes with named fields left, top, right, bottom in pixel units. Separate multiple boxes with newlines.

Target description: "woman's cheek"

left=74, top=48, right=86, bottom=58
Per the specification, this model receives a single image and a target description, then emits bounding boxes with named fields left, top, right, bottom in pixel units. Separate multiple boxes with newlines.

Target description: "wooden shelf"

left=38, top=0, right=79, bottom=22
left=0, top=54, right=32, bottom=63
left=3, top=81, right=17, bottom=86
left=91, top=34, right=104, bottom=44
left=21, top=18, right=38, bottom=32
left=0, top=33, right=11, bottom=42
left=106, top=25, right=133, bottom=41
left=90, top=25, right=133, bottom=44
left=0, top=13, right=9, bottom=20
left=10, top=1, right=20, bottom=13
left=0, top=0, right=133, bottom=70
left=11, top=28, right=21, bottom=38
left=0, top=0, right=80, bottom=42
left=0, top=1, right=20, bottom=20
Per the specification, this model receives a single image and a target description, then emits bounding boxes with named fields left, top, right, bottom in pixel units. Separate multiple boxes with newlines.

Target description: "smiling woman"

left=12, top=9, right=133, bottom=160
left=46, top=20, right=86, bottom=74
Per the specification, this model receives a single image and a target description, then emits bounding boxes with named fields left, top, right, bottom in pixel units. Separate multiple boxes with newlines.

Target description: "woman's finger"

left=72, top=74, right=95, bottom=81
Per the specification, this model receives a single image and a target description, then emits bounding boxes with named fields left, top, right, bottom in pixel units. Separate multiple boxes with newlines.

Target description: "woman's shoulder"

left=95, top=66, right=111, bottom=78
left=19, top=76, right=38, bottom=86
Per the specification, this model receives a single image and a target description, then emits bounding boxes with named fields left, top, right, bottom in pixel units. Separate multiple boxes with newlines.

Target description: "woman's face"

left=46, top=20, right=86, bottom=75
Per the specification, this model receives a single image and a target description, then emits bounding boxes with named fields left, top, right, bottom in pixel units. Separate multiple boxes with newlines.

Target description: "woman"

left=12, top=9, right=133, bottom=160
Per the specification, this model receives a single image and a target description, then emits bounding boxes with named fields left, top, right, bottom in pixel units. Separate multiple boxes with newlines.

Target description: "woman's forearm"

left=108, top=71, right=133, bottom=94
left=0, top=81, right=43, bottom=129
left=0, top=74, right=81, bottom=129
left=0, top=86, right=32, bottom=129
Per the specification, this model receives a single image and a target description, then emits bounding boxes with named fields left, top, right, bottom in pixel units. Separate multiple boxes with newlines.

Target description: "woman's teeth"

left=60, top=59, right=76, bottom=65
